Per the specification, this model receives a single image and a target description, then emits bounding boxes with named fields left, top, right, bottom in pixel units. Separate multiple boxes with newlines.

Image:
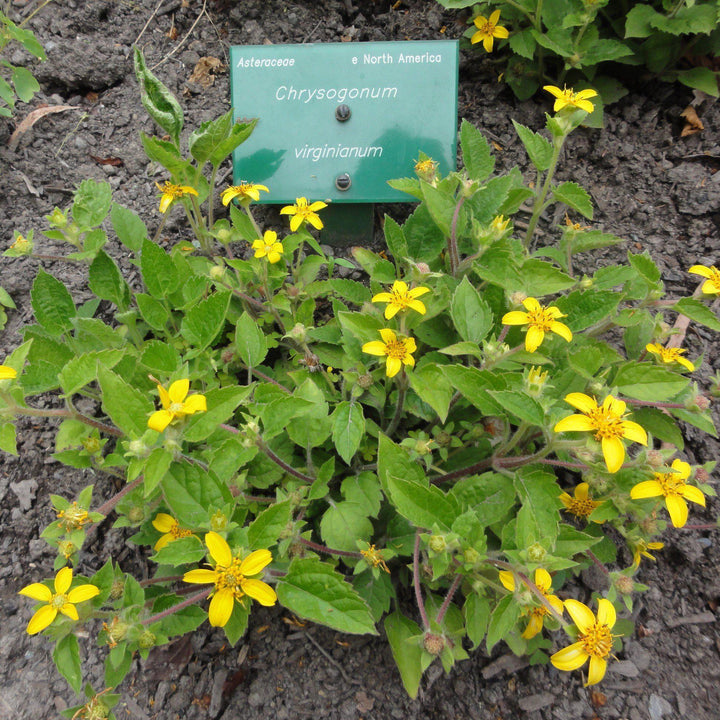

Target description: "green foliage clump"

left=0, top=10, right=45, bottom=116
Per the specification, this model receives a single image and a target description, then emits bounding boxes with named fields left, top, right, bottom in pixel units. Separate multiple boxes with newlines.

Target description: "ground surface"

left=1, top=1, right=719, bottom=719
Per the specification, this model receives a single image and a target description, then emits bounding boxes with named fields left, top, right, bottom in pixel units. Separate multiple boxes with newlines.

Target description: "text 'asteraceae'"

left=183, top=532, right=276, bottom=627
left=502, top=297, right=572, bottom=353
left=554, top=393, right=647, bottom=473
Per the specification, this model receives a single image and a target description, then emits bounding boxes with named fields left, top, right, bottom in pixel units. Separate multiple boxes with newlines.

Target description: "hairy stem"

left=299, top=538, right=362, bottom=559
left=142, top=588, right=211, bottom=625
left=436, top=573, right=462, bottom=626
left=413, top=530, right=430, bottom=630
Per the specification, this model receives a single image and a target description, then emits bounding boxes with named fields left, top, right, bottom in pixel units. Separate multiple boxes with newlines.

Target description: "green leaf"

left=670, top=407, right=717, bottom=438
left=520, top=258, right=575, bottom=296
left=31, top=269, right=76, bottom=335
left=141, top=239, right=180, bottom=298
left=568, top=230, right=624, bottom=255
left=407, top=364, right=454, bottom=423
left=332, top=401, right=365, bottom=465
left=450, top=276, right=493, bottom=343
left=111, top=203, right=147, bottom=252
left=188, top=111, right=232, bottom=164
left=140, top=340, right=180, bottom=374
left=627, top=250, right=661, bottom=284
left=342, top=473, right=382, bottom=516
left=487, top=390, right=545, bottom=426
left=260, top=396, right=317, bottom=440
left=512, top=120, right=553, bottom=172
left=136, top=293, right=169, bottom=331
left=229, top=203, right=259, bottom=242
left=628, top=407, right=684, bottom=449
left=440, top=366, right=505, bottom=415
left=97, top=366, right=154, bottom=437
left=161, top=463, right=231, bottom=527
left=12, top=65, right=39, bottom=102
left=673, top=297, right=720, bottom=332
left=625, top=4, right=658, bottom=38
left=486, top=596, right=521, bottom=653
left=208, top=118, right=257, bottom=167
left=320, top=501, right=373, bottom=552
left=384, top=611, right=424, bottom=698
left=141, top=133, right=193, bottom=176
left=277, top=558, right=377, bottom=634
left=613, top=364, right=689, bottom=401
left=383, top=215, right=408, bottom=261
left=464, top=594, right=491, bottom=650
left=0, top=422, right=17, bottom=455
left=180, top=291, right=230, bottom=351
left=143, top=448, right=174, bottom=495
left=460, top=119, right=494, bottom=181
left=386, top=475, right=459, bottom=532
left=89, top=250, right=130, bottom=309
left=421, top=180, right=459, bottom=238
left=555, top=290, right=621, bottom=332
left=58, top=350, right=123, bottom=395
left=403, top=202, right=447, bottom=263
left=552, top=181, right=593, bottom=219
left=248, top=500, right=293, bottom=549
left=183, top=386, right=253, bottom=442
left=134, top=46, right=183, bottom=145
left=450, top=473, right=516, bottom=526
left=677, top=68, right=719, bottom=97
left=223, top=603, right=250, bottom=646
left=509, top=27, right=537, bottom=59
left=72, top=179, right=112, bottom=229
left=378, top=433, right=426, bottom=496
left=513, top=465, right=561, bottom=546
left=54, top=635, right=82, bottom=694
left=151, top=535, right=206, bottom=565
left=234, top=311, right=268, bottom=366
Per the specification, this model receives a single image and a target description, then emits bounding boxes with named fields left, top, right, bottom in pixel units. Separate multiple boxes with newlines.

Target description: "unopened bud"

left=615, top=575, right=634, bottom=595
left=210, top=510, right=227, bottom=532
left=579, top=276, right=593, bottom=289
left=221, top=348, right=235, bottom=364
left=646, top=449, right=664, bottom=468
left=209, top=264, right=225, bottom=280
left=127, top=439, right=149, bottom=458
left=357, top=374, right=373, bottom=389
left=288, top=323, right=307, bottom=343
left=109, top=579, right=125, bottom=600
left=128, top=506, right=145, bottom=524
left=58, top=540, right=77, bottom=559
left=464, top=547, right=480, bottom=564
left=527, top=544, right=547, bottom=563
left=695, top=467, right=710, bottom=484
left=693, top=395, right=711, bottom=411
left=286, top=285, right=301, bottom=298
left=47, top=207, right=68, bottom=228
left=415, top=262, right=430, bottom=274
left=428, top=534, right=446, bottom=553
left=138, top=629, right=156, bottom=649
left=216, top=228, right=232, bottom=243
left=82, top=436, right=101, bottom=454
left=509, top=291, right=527, bottom=306
left=423, top=632, right=445, bottom=656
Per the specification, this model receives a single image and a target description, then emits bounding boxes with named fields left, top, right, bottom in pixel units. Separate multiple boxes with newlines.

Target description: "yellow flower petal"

left=670, top=458, right=691, bottom=479
left=239, top=549, right=273, bottom=576
left=408, top=286, right=430, bottom=299
left=55, top=566, right=73, bottom=595
left=501, top=310, right=530, bottom=325
left=157, top=383, right=171, bottom=409
left=543, top=85, right=563, bottom=99
left=551, top=641, right=588, bottom=671
left=148, top=409, right=174, bottom=432
left=665, top=495, right=688, bottom=528
left=386, top=356, right=402, bottom=378
left=183, top=569, right=219, bottom=584
left=19, top=583, right=53, bottom=602
left=554, top=414, right=595, bottom=433
left=534, top=568, right=552, bottom=592
left=596, top=598, right=616, bottom=629
left=681, top=485, right=706, bottom=507
left=493, top=26, right=509, bottom=39
left=379, top=328, right=397, bottom=344
left=27, top=605, right=58, bottom=635
left=153, top=513, right=176, bottom=533
left=621, top=420, right=647, bottom=445
left=601, top=435, right=626, bottom=473
left=498, top=570, right=515, bottom=591
left=154, top=533, right=172, bottom=551
left=362, top=341, right=388, bottom=357
left=205, top=532, right=233, bottom=567
left=564, top=393, right=598, bottom=414
left=564, top=599, right=595, bottom=634
left=0, top=365, right=17, bottom=379
left=183, top=394, right=207, bottom=414
left=489, top=9, right=501, bottom=24
left=208, top=588, right=235, bottom=627
left=59, top=603, right=79, bottom=621
left=522, top=612, right=544, bottom=639
left=688, top=264, right=711, bottom=278
left=525, top=325, right=545, bottom=353
left=290, top=215, right=303, bottom=232
left=67, top=584, right=100, bottom=604
left=406, top=299, right=426, bottom=315
left=630, top=480, right=663, bottom=499
left=168, top=379, right=190, bottom=404
left=371, top=292, right=393, bottom=304
left=586, top=655, right=608, bottom=686
left=550, top=321, right=573, bottom=343
left=575, top=482, right=590, bottom=500
left=241, top=578, right=277, bottom=606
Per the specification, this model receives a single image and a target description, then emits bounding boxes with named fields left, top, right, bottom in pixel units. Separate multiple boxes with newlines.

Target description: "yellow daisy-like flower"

left=361, top=544, right=390, bottom=573
left=630, top=459, right=705, bottom=528
left=554, top=393, right=647, bottom=473
left=152, top=513, right=195, bottom=551
left=631, top=539, right=664, bottom=568
left=471, top=10, right=509, bottom=53
left=148, top=379, right=207, bottom=433
left=0, top=364, right=17, bottom=380
left=551, top=598, right=619, bottom=686
left=371, top=280, right=430, bottom=319
left=279, top=197, right=328, bottom=232
left=155, top=182, right=199, bottom=214
left=501, top=297, right=573, bottom=353
left=221, top=183, right=269, bottom=206
left=362, top=328, right=417, bottom=378
left=498, top=568, right=564, bottom=639
left=543, top=85, right=598, bottom=114
left=560, top=482, right=603, bottom=522
left=645, top=343, right=695, bottom=372
left=183, top=532, right=277, bottom=627
left=688, top=264, right=720, bottom=295
left=251, top=230, right=284, bottom=264
left=19, top=566, right=100, bottom=635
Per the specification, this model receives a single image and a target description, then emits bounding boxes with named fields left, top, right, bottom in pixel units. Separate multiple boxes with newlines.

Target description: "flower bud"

left=58, top=540, right=78, bottom=559
left=127, top=439, right=149, bottom=458
left=286, top=285, right=301, bottom=298
left=127, top=506, right=145, bottom=524
left=216, top=228, right=232, bottom=244
left=615, top=575, right=634, bottom=595
left=646, top=449, right=664, bottom=468
left=6, top=234, right=33, bottom=256
left=693, top=395, right=711, bottom=411
left=509, top=291, right=527, bottom=306
left=82, top=436, right=101, bottom=455
left=428, top=535, right=446, bottom=553
left=527, top=543, right=547, bottom=563
left=415, top=262, right=431, bottom=275
left=109, top=579, right=125, bottom=600
left=695, top=467, right=710, bottom=484
left=357, top=374, right=373, bottom=389
left=138, top=629, right=156, bottom=649
left=210, top=510, right=228, bottom=532
left=579, top=275, right=593, bottom=289
left=287, top=323, right=307, bottom=343
left=209, top=264, right=226, bottom=280
left=414, top=158, right=438, bottom=184
left=422, top=632, right=445, bottom=656
left=47, top=207, right=68, bottom=228
left=464, top=547, right=480, bottom=565
left=103, top=616, right=129, bottom=646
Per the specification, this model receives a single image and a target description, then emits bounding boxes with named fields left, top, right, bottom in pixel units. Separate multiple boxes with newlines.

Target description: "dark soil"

left=1, top=1, right=719, bottom=719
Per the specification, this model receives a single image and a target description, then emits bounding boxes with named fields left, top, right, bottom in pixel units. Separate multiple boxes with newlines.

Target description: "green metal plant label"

left=230, top=41, right=458, bottom=203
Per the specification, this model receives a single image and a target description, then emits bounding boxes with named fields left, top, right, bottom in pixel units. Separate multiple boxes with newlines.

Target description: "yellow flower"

left=361, top=544, right=390, bottom=573
left=554, top=393, right=647, bottom=473
left=551, top=598, right=619, bottom=686
left=371, top=280, right=430, bottom=319
left=689, top=264, right=720, bottom=295
left=490, top=215, right=510, bottom=233
left=280, top=197, right=327, bottom=231
left=148, top=379, right=207, bottom=432
left=183, top=532, right=276, bottom=627
left=155, top=182, right=199, bottom=214
left=152, top=513, right=195, bottom=551
left=501, top=297, right=573, bottom=353
left=498, top=568, right=564, bottom=639
left=221, top=183, right=269, bottom=206
left=414, top=158, right=438, bottom=182
left=543, top=85, right=598, bottom=114
left=645, top=343, right=694, bottom=372
left=630, top=459, right=705, bottom=528
left=57, top=502, right=91, bottom=532
left=0, top=364, right=17, bottom=380
left=560, top=482, right=603, bottom=521
left=251, top=230, right=284, bottom=264
left=631, top=539, right=664, bottom=568
left=362, top=328, right=416, bottom=378
left=18, top=566, right=100, bottom=635
left=6, top=234, right=33, bottom=256
left=471, top=10, right=509, bottom=53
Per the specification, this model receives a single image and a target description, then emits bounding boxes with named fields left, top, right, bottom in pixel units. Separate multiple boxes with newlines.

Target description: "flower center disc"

left=580, top=622, right=613, bottom=658
left=527, top=308, right=555, bottom=332
left=385, top=340, right=408, bottom=359
left=588, top=408, right=623, bottom=440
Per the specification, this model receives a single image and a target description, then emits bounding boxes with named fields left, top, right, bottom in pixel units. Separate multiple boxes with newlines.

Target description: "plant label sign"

left=229, top=40, right=459, bottom=204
